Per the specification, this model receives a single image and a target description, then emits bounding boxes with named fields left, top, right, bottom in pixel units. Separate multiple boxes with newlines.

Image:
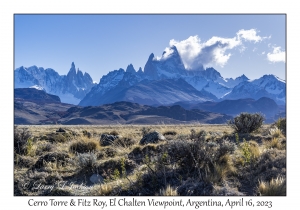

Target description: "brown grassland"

left=14, top=118, right=286, bottom=196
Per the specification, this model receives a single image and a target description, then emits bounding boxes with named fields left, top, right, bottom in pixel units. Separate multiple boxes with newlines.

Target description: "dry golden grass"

left=69, top=137, right=101, bottom=154
left=248, top=140, right=262, bottom=160
left=20, top=124, right=234, bottom=139
left=14, top=124, right=286, bottom=196
left=264, top=138, right=285, bottom=150
left=258, top=176, right=286, bottom=196
left=158, top=185, right=178, bottom=196
left=269, top=127, right=284, bottom=138
left=206, top=154, right=236, bottom=183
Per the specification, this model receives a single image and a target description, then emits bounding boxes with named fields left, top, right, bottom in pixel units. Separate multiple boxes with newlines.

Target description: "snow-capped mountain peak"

left=223, top=74, right=286, bottom=104
left=14, top=62, right=96, bottom=105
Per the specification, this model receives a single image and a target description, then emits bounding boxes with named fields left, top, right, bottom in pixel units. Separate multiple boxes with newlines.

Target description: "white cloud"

left=262, top=51, right=265, bottom=55
left=267, top=47, right=285, bottom=63
left=170, top=35, right=241, bottom=69
left=237, top=29, right=266, bottom=43
left=166, top=29, right=272, bottom=70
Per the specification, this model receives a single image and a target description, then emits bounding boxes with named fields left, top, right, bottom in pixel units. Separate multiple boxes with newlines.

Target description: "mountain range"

left=14, top=62, right=95, bottom=104
left=14, top=45, right=286, bottom=123
left=78, top=45, right=285, bottom=106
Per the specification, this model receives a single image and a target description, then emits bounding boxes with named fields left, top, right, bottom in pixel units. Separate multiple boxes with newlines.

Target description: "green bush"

left=228, top=113, right=265, bottom=133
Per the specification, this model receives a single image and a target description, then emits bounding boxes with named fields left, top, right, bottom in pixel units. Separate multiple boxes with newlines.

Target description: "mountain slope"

left=80, top=78, right=216, bottom=106
left=15, top=88, right=61, bottom=103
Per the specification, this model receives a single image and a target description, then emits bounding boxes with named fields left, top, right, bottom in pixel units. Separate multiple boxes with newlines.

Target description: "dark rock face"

left=140, top=131, right=166, bottom=145
left=100, top=134, right=119, bottom=146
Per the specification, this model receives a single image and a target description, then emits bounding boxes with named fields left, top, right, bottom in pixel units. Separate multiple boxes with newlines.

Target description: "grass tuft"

left=258, top=176, right=286, bottom=196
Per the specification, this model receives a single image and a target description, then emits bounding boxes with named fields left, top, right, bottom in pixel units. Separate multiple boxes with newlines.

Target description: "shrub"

left=36, top=142, right=56, bottom=155
left=163, top=138, right=236, bottom=184
left=82, top=130, right=92, bottom=138
left=14, top=126, right=32, bottom=155
left=190, top=129, right=207, bottom=140
left=141, top=127, right=151, bottom=136
left=113, top=137, right=136, bottom=148
left=112, top=168, right=120, bottom=180
left=14, top=155, right=35, bottom=168
left=264, top=138, right=285, bottom=150
left=97, top=158, right=136, bottom=181
left=103, top=147, right=117, bottom=158
left=69, top=139, right=99, bottom=153
left=34, top=152, right=70, bottom=169
left=163, top=131, right=177, bottom=136
left=76, top=152, right=97, bottom=170
left=109, top=130, right=119, bottom=136
left=275, top=118, right=286, bottom=136
left=269, top=127, right=283, bottom=138
left=241, top=139, right=251, bottom=164
left=47, top=133, right=70, bottom=143
left=228, top=113, right=265, bottom=133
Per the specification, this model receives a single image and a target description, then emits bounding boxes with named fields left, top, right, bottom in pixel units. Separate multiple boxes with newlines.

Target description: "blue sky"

left=14, top=14, right=286, bottom=82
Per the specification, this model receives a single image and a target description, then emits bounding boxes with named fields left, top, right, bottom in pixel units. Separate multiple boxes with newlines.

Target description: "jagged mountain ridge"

left=15, top=45, right=286, bottom=106
left=79, top=45, right=285, bottom=106
left=14, top=62, right=96, bottom=104
left=222, top=75, right=286, bottom=105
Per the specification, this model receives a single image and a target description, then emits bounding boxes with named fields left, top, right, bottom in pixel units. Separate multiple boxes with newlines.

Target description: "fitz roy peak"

left=14, top=62, right=95, bottom=104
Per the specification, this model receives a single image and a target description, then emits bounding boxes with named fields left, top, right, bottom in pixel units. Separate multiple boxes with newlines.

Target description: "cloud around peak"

left=168, top=29, right=269, bottom=70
